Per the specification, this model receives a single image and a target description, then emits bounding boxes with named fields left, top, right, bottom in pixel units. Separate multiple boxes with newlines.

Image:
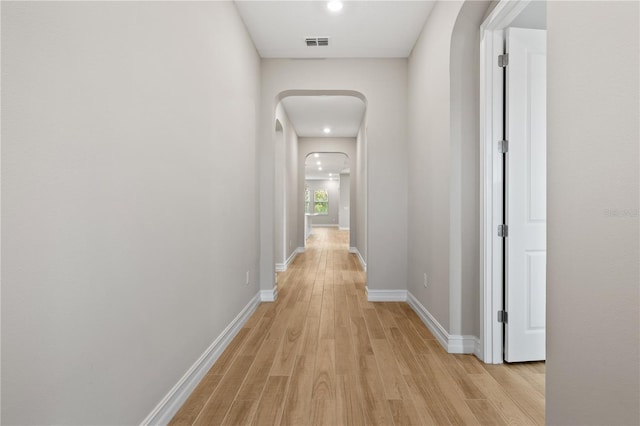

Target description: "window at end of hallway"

left=314, top=189, right=328, bottom=214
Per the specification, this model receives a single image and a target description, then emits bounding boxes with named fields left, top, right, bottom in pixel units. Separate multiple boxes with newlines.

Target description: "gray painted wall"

left=261, top=61, right=408, bottom=293
left=450, top=0, right=490, bottom=338
left=407, top=0, right=489, bottom=337
left=274, top=104, right=299, bottom=265
left=546, top=1, right=640, bottom=424
left=286, top=110, right=299, bottom=259
left=1, top=2, right=261, bottom=424
left=356, top=122, right=368, bottom=260
left=407, top=1, right=461, bottom=333
left=339, top=174, right=350, bottom=230
left=5, top=2, right=638, bottom=425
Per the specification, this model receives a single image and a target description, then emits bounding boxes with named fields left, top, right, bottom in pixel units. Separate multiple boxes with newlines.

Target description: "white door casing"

left=505, top=27, right=547, bottom=362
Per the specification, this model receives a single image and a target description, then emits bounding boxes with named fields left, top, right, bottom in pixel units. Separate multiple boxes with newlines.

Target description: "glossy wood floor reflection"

left=170, top=228, right=545, bottom=425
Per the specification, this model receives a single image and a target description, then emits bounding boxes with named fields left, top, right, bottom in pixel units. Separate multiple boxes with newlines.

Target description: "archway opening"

left=271, top=91, right=367, bottom=277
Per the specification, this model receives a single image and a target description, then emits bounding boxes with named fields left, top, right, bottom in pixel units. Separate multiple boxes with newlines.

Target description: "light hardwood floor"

left=170, top=227, right=545, bottom=425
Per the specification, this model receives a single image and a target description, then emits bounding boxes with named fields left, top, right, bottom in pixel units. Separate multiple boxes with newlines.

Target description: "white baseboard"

left=348, top=247, right=367, bottom=272
left=407, top=292, right=478, bottom=355
left=311, top=224, right=339, bottom=228
left=275, top=247, right=302, bottom=272
left=140, top=293, right=261, bottom=426
left=339, top=227, right=350, bottom=231
left=260, top=286, right=278, bottom=302
left=448, top=334, right=481, bottom=354
left=366, top=287, right=408, bottom=302
left=474, top=338, right=482, bottom=359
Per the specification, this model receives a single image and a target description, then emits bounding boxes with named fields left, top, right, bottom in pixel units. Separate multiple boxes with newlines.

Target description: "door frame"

left=479, top=0, right=535, bottom=364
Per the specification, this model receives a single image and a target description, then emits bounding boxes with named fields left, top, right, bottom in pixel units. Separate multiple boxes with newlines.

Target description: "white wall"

left=339, top=174, right=350, bottom=230
left=305, top=179, right=340, bottom=226
left=1, top=2, right=261, bottom=424
left=546, top=1, right=639, bottom=424
left=261, top=61, right=407, bottom=292
left=298, top=137, right=356, bottom=248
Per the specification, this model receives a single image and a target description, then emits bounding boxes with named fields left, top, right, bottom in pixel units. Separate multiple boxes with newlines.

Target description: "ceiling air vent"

left=305, top=37, right=329, bottom=47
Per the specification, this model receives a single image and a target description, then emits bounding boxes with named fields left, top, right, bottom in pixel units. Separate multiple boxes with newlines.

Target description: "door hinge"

left=498, top=140, right=509, bottom=153
left=498, top=310, right=508, bottom=323
left=498, top=54, right=509, bottom=67
left=498, top=224, right=508, bottom=237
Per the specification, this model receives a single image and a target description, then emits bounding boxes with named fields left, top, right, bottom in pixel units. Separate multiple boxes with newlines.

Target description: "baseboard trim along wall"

left=406, top=292, right=478, bottom=354
left=275, top=248, right=299, bottom=273
left=363, top=289, right=478, bottom=355
left=141, top=293, right=261, bottom=425
left=259, top=286, right=278, bottom=302
left=275, top=247, right=305, bottom=272
left=339, top=226, right=350, bottom=231
left=366, top=287, right=408, bottom=302
left=348, top=247, right=367, bottom=272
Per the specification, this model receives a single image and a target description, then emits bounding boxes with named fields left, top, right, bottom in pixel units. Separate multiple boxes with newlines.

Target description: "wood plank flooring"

left=170, top=227, right=545, bottom=425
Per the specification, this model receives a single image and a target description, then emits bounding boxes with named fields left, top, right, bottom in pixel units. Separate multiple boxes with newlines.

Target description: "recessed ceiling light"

left=316, top=161, right=321, bottom=165
left=314, top=153, right=319, bottom=158
left=327, top=1, right=343, bottom=12
left=323, top=127, right=331, bottom=134
left=318, top=167, right=323, bottom=171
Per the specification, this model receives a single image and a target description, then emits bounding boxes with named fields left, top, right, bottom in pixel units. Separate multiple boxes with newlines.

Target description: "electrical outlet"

left=245, top=271, right=249, bottom=285
left=423, top=273, right=428, bottom=288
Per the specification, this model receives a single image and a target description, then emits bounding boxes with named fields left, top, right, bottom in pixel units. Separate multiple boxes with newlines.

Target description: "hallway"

left=170, top=228, right=544, bottom=425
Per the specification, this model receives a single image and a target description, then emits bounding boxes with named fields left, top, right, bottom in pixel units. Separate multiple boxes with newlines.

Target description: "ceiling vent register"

left=305, top=37, right=330, bottom=47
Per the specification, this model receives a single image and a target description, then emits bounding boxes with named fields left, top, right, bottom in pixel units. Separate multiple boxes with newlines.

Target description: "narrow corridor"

left=170, top=227, right=544, bottom=425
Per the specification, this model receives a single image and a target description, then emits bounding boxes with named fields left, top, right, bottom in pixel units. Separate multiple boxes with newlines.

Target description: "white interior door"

left=505, top=27, right=547, bottom=362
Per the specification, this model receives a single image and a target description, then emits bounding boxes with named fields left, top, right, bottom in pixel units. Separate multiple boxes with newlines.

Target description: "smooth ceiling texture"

left=280, top=95, right=365, bottom=138
left=304, top=152, right=350, bottom=180
left=235, top=0, right=436, bottom=58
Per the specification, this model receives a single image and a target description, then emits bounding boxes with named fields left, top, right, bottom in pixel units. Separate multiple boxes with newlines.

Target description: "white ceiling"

left=281, top=95, right=365, bottom=137
left=234, top=1, right=436, bottom=58
left=305, top=152, right=350, bottom=180
left=241, top=1, right=433, bottom=175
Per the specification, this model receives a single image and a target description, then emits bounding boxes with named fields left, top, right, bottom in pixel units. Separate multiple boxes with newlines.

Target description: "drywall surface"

left=262, top=61, right=407, bottom=291
left=274, top=118, right=286, bottom=265
left=1, top=2, right=261, bottom=424
left=274, top=104, right=299, bottom=265
left=356, top=122, right=368, bottom=259
left=408, top=0, right=488, bottom=337
left=286, top=110, right=299, bottom=257
left=450, top=0, right=490, bottom=338
left=407, top=1, right=462, bottom=333
left=298, top=137, right=356, bottom=248
left=546, top=2, right=640, bottom=424
left=339, top=174, right=351, bottom=230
